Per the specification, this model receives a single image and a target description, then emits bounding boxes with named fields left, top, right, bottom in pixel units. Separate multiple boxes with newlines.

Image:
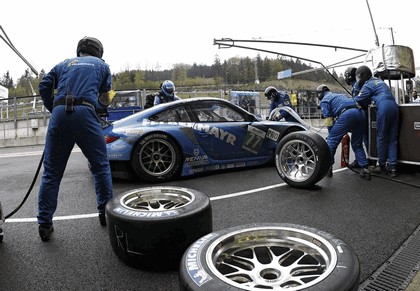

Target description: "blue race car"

left=103, top=97, right=330, bottom=188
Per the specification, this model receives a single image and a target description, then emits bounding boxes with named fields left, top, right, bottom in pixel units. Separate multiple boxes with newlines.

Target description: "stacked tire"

left=106, top=187, right=212, bottom=270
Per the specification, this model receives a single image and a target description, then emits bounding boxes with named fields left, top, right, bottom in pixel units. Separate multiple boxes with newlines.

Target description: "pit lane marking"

left=5, top=168, right=348, bottom=223
left=0, top=148, right=81, bottom=158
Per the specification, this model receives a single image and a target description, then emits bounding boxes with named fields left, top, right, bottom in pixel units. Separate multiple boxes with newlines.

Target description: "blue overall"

left=320, top=92, right=368, bottom=167
left=351, top=81, right=368, bottom=152
left=153, top=92, right=180, bottom=105
left=269, top=92, right=297, bottom=122
left=37, top=56, right=113, bottom=226
left=354, top=77, right=399, bottom=168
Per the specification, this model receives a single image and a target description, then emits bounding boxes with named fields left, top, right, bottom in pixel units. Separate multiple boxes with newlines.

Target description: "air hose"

left=4, top=151, right=44, bottom=219
left=340, top=148, right=420, bottom=189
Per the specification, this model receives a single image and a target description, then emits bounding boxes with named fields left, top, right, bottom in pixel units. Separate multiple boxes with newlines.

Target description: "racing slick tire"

left=131, top=133, right=183, bottom=183
left=275, top=131, right=330, bottom=189
left=105, top=187, right=212, bottom=270
left=179, top=223, right=360, bottom=291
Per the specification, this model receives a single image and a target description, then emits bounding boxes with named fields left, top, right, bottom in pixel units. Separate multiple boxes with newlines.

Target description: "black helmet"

left=77, top=37, right=104, bottom=58
left=344, top=66, right=357, bottom=85
left=316, top=84, right=330, bottom=100
left=264, top=86, right=278, bottom=100
left=356, top=65, right=372, bottom=86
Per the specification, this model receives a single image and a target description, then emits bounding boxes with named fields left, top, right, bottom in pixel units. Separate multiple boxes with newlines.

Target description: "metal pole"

left=366, top=0, right=380, bottom=47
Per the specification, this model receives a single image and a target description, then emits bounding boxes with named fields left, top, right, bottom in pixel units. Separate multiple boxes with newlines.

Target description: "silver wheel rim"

left=120, top=187, right=195, bottom=211
left=206, top=226, right=337, bottom=290
left=139, top=138, right=177, bottom=177
left=277, top=139, right=317, bottom=182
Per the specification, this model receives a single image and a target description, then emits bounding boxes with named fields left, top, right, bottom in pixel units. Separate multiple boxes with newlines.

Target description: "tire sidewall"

left=275, top=131, right=330, bottom=188
left=131, top=133, right=182, bottom=182
left=179, top=223, right=360, bottom=291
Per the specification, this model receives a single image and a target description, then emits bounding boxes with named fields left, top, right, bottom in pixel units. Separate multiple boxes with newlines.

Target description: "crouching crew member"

left=37, top=37, right=114, bottom=242
left=316, top=84, right=371, bottom=180
left=264, top=86, right=298, bottom=122
left=154, top=80, right=180, bottom=105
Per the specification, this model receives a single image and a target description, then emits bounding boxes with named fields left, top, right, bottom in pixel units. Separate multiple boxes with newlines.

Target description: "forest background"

left=0, top=54, right=348, bottom=99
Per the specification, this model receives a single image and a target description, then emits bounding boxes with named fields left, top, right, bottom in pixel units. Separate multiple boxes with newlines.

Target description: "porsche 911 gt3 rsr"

left=103, top=97, right=330, bottom=188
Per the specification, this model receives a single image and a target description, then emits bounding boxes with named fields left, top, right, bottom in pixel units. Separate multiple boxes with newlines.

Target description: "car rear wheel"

left=275, top=131, right=330, bottom=189
left=131, top=133, right=182, bottom=182
left=179, top=223, right=360, bottom=291
left=106, top=187, right=212, bottom=270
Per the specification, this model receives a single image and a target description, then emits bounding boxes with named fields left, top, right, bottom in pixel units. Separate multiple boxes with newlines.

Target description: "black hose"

left=341, top=151, right=420, bottom=189
left=4, top=151, right=44, bottom=219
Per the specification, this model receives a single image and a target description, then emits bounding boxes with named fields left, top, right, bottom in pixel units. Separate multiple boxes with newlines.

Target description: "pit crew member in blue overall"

left=264, top=86, right=298, bottom=122
left=316, top=84, right=371, bottom=180
left=345, top=66, right=369, bottom=169
left=154, top=80, right=180, bottom=105
left=37, top=37, right=114, bottom=241
left=353, top=65, right=399, bottom=177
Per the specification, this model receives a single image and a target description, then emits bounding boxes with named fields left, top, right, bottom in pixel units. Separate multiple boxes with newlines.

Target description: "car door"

left=188, top=100, right=263, bottom=160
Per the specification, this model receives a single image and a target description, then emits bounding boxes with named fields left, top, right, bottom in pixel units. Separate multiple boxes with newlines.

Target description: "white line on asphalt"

left=5, top=168, right=348, bottom=223
left=6, top=213, right=98, bottom=223
left=0, top=148, right=81, bottom=159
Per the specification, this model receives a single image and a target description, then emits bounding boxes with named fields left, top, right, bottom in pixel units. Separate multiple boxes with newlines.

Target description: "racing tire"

left=275, top=131, right=330, bottom=189
left=179, top=223, right=360, bottom=291
left=106, top=186, right=212, bottom=270
left=131, top=133, right=183, bottom=183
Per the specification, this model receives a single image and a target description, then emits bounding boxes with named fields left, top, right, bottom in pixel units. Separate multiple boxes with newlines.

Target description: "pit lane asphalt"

left=0, top=145, right=419, bottom=291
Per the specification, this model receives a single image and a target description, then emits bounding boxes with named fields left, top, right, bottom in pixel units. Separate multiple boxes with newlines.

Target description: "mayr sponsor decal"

left=113, top=207, right=178, bottom=218
left=186, top=233, right=216, bottom=286
left=142, top=119, right=237, bottom=145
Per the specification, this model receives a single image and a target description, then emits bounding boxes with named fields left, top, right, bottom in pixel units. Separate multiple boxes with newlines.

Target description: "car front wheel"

left=275, top=131, right=330, bottom=189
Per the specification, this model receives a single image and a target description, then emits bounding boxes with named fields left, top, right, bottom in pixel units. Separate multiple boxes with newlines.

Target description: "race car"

left=103, top=97, right=330, bottom=188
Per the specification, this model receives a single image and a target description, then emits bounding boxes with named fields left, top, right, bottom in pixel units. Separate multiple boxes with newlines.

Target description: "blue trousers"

left=375, top=101, right=399, bottom=167
left=37, top=105, right=113, bottom=225
left=327, top=109, right=368, bottom=168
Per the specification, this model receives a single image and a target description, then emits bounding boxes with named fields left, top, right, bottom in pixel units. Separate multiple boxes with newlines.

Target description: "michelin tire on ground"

left=179, top=223, right=360, bottom=291
left=105, top=186, right=212, bottom=270
left=275, top=131, right=330, bottom=189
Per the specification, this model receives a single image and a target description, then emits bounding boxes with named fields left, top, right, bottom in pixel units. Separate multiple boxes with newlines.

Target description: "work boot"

left=388, top=165, right=397, bottom=178
left=327, top=166, right=333, bottom=177
left=359, top=167, right=371, bottom=181
left=348, top=160, right=361, bottom=169
left=99, top=212, right=106, bottom=227
left=39, top=224, right=54, bottom=242
left=368, top=159, right=377, bottom=167
left=372, top=165, right=387, bottom=175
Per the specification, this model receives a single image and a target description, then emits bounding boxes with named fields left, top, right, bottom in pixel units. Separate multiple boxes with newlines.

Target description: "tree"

left=0, top=71, right=14, bottom=89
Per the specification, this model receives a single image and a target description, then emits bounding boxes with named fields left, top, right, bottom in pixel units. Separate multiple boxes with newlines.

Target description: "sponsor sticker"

left=242, top=125, right=266, bottom=154
left=267, top=128, right=280, bottom=141
left=185, top=233, right=216, bottom=286
left=113, top=207, right=178, bottom=218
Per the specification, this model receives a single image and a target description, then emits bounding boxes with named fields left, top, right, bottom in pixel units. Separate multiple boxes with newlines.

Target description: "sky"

left=1, top=0, right=419, bottom=83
